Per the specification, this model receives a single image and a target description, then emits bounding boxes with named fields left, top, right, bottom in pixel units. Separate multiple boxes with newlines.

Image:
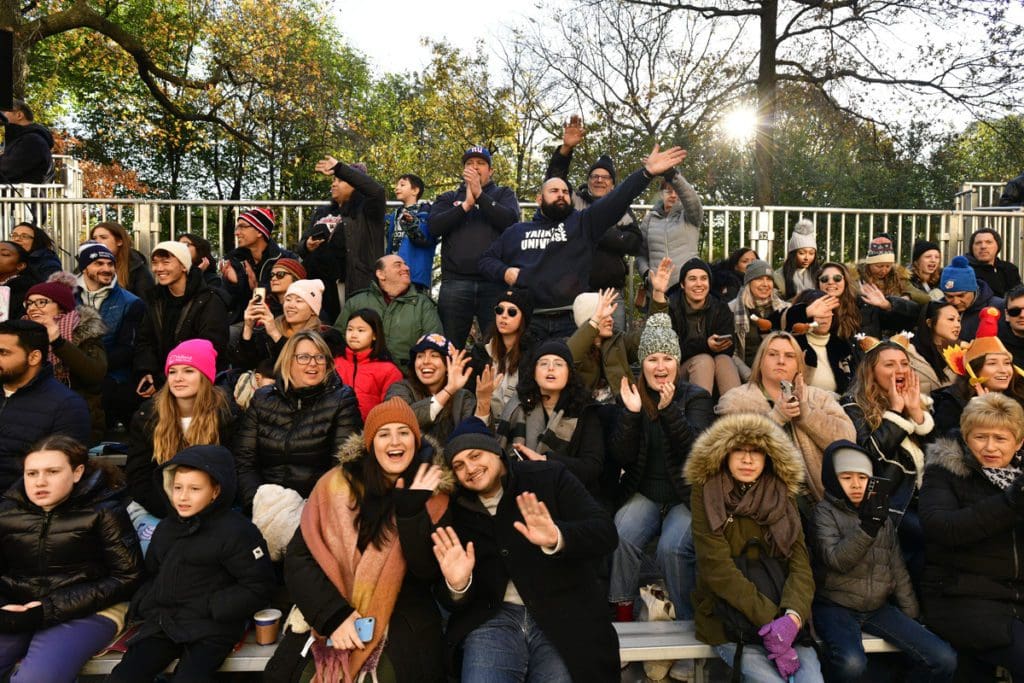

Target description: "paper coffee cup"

left=254, top=608, right=282, bottom=645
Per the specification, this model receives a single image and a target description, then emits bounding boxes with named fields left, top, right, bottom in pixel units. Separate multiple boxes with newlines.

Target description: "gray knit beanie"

left=638, top=313, right=681, bottom=362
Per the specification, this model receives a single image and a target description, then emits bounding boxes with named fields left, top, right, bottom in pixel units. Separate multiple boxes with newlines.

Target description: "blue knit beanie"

left=940, top=256, right=977, bottom=294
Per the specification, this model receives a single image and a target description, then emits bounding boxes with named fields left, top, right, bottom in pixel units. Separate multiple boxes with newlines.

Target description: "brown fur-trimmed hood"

left=685, top=413, right=805, bottom=496
left=336, top=432, right=455, bottom=494
left=72, top=304, right=107, bottom=345
left=925, top=436, right=976, bottom=479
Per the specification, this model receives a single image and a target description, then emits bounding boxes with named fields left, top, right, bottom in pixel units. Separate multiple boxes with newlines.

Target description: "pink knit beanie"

left=165, top=339, right=218, bottom=384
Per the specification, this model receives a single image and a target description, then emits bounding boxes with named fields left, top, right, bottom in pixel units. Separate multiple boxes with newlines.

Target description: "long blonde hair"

left=150, top=375, right=229, bottom=464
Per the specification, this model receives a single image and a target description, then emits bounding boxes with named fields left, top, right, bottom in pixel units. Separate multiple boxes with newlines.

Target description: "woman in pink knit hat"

left=125, top=339, right=235, bottom=549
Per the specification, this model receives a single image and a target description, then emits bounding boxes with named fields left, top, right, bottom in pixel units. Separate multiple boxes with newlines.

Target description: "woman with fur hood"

left=267, top=397, right=450, bottom=683
left=22, top=272, right=107, bottom=443
left=717, top=331, right=856, bottom=503
left=920, top=393, right=1024, bottom=680
left=686, top=413, right=822, bottom=682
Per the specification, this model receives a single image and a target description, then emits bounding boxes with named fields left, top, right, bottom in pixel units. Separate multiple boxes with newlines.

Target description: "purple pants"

left=0, top=613, right=116, bottom=682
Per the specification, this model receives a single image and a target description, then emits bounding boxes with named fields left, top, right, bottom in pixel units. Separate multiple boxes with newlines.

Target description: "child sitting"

left=812, top=441, right=956, bottom=682
left=108, top=445, right=276, bottom=682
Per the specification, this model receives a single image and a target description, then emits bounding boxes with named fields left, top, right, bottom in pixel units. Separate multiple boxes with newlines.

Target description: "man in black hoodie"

left=966, top=227, right=1022, bottom=297
left=479, top=143, right=686, bottom=341
left=0, top=99, right=52, bottom=185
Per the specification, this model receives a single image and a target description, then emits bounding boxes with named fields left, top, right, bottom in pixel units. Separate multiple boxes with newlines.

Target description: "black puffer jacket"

left=919, top=437, right=1024, bottom=651
left=134, top=268, right=230, bottom=380
left=840, top=397, right=934, bottom=495
left=608, top=380, right=713, bottom=506
left=0, top=466, right=143, bottom=626
left=234, top=372, right=361, bottom=510
left=125, top=394, right=237, bottom=517
left=652, top=292, right=735, bottom=360
left=129, top=445, right=275, bottom=644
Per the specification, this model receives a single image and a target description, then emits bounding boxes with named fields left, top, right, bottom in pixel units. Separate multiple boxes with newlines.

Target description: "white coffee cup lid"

left=254, top=608, right=282, bottom=621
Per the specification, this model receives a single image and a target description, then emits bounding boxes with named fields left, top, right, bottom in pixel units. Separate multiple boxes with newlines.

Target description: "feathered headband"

left=943, top=307, right=1024, bottom=385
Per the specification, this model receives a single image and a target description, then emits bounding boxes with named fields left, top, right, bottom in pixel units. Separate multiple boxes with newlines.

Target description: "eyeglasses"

left=293, top=353, right=327, bottom=366
left=1007, top=307, right=1024, bottom=317
left=9, top=232, right=33, bottom=242
left=588, top=173, right=612, bottom=182
left=494, top=305, right=519, bottom=317
left=818, top=274, right=844, bottom=284
left=269, top=271, right=292, bottom=280
left=24, top=298, right=53, bottom=309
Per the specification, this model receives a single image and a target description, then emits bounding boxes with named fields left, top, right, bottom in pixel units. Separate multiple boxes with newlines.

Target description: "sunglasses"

left=818, top=274, right=844, bottom=284
left=1007, top=307, right=1024, bottom=317
left=269, top=271, right=292, bottom=280
left=494, top=305, right=519, bottom=317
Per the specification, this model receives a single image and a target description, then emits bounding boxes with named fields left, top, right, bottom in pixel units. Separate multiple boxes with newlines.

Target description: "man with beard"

left=74, top=241, right=147, bottom=430
left=0, top=320, right=90, bottom=488
left=479, top=144, right=687, bottom=340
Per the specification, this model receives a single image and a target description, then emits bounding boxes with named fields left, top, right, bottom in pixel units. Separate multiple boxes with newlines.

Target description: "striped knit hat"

left=238, top=208, right=275, bottom=241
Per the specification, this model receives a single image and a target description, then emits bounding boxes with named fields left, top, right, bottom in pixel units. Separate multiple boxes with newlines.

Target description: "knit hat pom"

left=976, top=307, right=1001, bottom=339
left=940, top=255, right=977, bottom=293
left=787, top=219, right=817, bottom=253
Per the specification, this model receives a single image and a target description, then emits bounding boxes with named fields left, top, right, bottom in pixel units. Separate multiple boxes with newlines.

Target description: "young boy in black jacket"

left=108, top=445, right=275, bottom=682
left=812, top=441, right=956, bottom=683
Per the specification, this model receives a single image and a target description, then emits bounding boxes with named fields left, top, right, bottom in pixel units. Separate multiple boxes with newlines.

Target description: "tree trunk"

left=754, top=0, right=778, bottom=206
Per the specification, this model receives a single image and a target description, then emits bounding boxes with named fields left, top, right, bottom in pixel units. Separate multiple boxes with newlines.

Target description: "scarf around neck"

left=703, top=469, right=801, bottom=557
left=300, top=467, right=447, bottom=682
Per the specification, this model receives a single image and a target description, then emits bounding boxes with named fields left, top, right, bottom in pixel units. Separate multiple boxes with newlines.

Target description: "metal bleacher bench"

left=81, top=620, right=900, bottom=678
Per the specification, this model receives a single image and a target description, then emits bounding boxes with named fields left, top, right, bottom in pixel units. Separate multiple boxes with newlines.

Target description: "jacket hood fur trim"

left=685, top=412, right=805, bottom=496
left=925, top=437, right=975, bottom=479
left=72, top=304, right=107, bottom=345
left=336, top=432, right=455, bottom=494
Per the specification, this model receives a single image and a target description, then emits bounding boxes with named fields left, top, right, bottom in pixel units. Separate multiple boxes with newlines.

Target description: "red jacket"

left=333, top=348, right=404, bottom=421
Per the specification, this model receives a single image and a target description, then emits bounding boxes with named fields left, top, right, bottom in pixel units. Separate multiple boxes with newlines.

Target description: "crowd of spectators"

left=1, top=122, right=1024, bottom=682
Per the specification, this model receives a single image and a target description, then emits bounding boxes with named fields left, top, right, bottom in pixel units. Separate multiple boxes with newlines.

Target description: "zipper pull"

left=725, top=515, right=734, bottom=526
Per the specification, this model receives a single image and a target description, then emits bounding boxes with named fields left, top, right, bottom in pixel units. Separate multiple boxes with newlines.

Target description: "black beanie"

left=496, top=288, right=533, bottom=327
left=912, top=239, right=940, bottom=263
left=679, top=257, right=712, bottom=281
left=446, top=416, right=503, bottom=466
left=588, top=155, right=616, bottom=184
left=532, top=339, right=574, bottom=369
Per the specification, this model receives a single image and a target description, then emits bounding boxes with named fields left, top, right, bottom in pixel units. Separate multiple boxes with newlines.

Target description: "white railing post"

left=753, top=209, right=774, bottom=262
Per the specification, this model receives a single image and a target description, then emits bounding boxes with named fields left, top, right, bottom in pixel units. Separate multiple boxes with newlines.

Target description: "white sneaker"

left=668, top=659, right=695, bottom=682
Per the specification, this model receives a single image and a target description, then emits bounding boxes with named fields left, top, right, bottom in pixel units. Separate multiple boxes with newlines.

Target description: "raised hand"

left=431, top=526, right=475, bottom=591
left=445, top=348, right=473, bottom=394
left=792, top=372, right=807, bottom=405
left=656, top=380, right=676, bottom=410
left=902, top=369, right=924, bottom=420
left=221, top=260, right=238, bottom=284
left=805, top=294, right=839, bottom=319
left=887, top=371, right=906, bottom=414
left=649, top=256, right=674, bottom=295
left=515, top=443, right=547, bottom=462
left=513, top=492, right=560, bottom=548
left=590, top=288, right=618, bottom=327
left=859, top=283, right=892, bottom=310
left=643, top=144, right=688, bottom=176
left=397, top=463, right=443, bottom=492
left=619, top=376, right=643, bottom=413
left=562, top=115, right=585, bottom=150
left=315, top=156, right=340, bottom=176
left=463, top=167, right=482, bottom=199
left=475, top=364, right=504, bottom=407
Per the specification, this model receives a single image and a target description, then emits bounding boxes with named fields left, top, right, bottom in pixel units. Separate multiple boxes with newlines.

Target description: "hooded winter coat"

left=284, top=434, right=451, bottom=682
left=134, top=268, right=230, bottom=381
left=439, top=456, right=620, bottom=682
left=919, top=437, right=1024, bottom=651
left=717, top=382, right=857, bottom=501
left=960, top=280, right=1005, bottom=340
left=813, top=441, right=918, bottom=615
left=233, top=371, right=361, bottom=510
left=0, top=465, right=142, bottom=628
left=128, top=445, right=275, bottom=644
left=685, top=413, right=814, bottom=646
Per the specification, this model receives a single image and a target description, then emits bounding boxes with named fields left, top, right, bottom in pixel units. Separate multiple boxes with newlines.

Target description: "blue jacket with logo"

left=386, top=201, right=436, bottom=289
left=478, top=169, right=652, bottom=309
left=75, top=283, right=146, bottom=383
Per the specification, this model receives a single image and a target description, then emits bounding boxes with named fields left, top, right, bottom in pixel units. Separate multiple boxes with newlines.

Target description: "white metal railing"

left=0, top=192, right=1021, bottom=274
left=957, top=182, right=1006, bottom=212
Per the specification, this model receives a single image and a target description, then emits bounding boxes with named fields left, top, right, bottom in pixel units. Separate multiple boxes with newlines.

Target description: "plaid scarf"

left=22, top=309, right=79, bottom=385
left=496, top=401, right=579, bottom=456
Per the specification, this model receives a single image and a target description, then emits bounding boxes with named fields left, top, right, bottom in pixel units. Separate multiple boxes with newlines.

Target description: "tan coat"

left=906, top=343, right=957, bottom=397
left=716, top=382, right=856, bottom=501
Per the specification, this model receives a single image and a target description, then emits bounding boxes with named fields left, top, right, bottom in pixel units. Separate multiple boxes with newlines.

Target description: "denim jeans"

left=439, top=278, right=505, bottom=348
left=461, top=603, right=572, bottom=682
left=527, top=312, right=577, bottom=343
left=812, top=601, right=956, bottom=683
left=713, top=642, right=823, bottom=683
left=608, top=493, right=696, bottom=620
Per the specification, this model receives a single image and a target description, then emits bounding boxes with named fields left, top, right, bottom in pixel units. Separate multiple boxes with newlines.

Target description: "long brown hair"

left=818, top=262, right=861, bottom=340
left=90, top=222, right=133, bottom=286
left=150, top=375, right=229, bottom=465
left=856, top=262, right=904, bottom=298
left=847, top=342, right=907, bottom=429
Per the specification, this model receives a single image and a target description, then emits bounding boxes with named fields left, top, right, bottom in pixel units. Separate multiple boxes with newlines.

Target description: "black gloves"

left=858, top=489, right=891, bottom=537
left=392, top=488, right=432, bottom=518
